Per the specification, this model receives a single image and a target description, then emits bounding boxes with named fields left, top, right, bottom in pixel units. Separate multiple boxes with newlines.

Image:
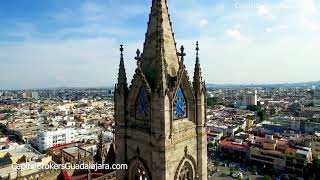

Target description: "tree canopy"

left=207, top=97, right=225, bottom=107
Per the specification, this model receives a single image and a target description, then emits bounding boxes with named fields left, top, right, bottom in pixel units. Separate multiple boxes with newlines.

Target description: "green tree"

left=207, top=97, right=225, bottom=107
left=269, top=108, right=276, bottom=116
left=38, top=106, right=45, bottom=113
left=219, top=173, right=227, bottom=177
left=258, top=109, right=269, bottom=121
left=312, top=159, right=320, bottom=179
left=4, top=114, right=11, bottom=120
left=307, top=90, right=315, bottom=97
left=0, top=109, right=14, bottom=114
left=263, top=176, right=272, bottom=180
left=208, top=142, right=214, bottom=149
left=213, top=161, right=219, bottom=166
left=247, top=105, right=259, bottom=111
left=230, top=167, right=236, bottom=173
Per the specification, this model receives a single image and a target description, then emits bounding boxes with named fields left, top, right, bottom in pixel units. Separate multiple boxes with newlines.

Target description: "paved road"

left=207, top=150, right=264, bottom=180
left=208, top=164, right=264, bottom=180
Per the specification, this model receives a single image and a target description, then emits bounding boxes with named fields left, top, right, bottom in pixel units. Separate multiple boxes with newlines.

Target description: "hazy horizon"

left=1, top=0, right=320, bottom=89
left=1, top=80, right=319, bottom=91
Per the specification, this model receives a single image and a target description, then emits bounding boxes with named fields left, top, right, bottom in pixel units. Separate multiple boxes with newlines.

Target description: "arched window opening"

left=135, top=87, right=150, bottom=126
left=174, top=87, right=187, bottom=120
left=178, top=161, right=193, bottom=180
left=133, top=163, right=149, bottom=180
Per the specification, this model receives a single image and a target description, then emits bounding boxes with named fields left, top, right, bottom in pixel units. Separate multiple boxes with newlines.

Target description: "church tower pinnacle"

left=114, top=1, right=207, bottom=179
left=193, top=41, right=205, bottom=94
left=117, top=45, right=128, bottom=92
left=141, top=0, right=179, bottom=90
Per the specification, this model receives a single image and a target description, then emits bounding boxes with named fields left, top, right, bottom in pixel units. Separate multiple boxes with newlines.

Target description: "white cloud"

left=199, top=19, right=208, bottom=28
left=265, top=25, right=288, bottom=33
left=257, top=5, right=269, bottom=15
left=225, top=29, right=252, bottom=42
left=302, top=18, right=320, bottom=31
left=298, top=0, right=317, bottom=16
left=180, top=35, right=320, bottom=84
left=279, top=0, right=317, bottom=17
left=0, top=38, right=141, bottom=89
left=257, top=4, right=276, bottom=20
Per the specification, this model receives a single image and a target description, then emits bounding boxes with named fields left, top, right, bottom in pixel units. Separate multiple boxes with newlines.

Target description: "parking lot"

left=207, top=150, right=264, bottom=180
left=208, top=163, right=264, bottom=180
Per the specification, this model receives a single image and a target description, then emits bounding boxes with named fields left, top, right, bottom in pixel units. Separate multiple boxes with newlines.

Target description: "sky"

left=0, top=0, right=320, bottom=90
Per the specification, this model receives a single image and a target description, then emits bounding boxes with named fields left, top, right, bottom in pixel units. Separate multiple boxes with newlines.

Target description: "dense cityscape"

left=0, top=86, right=319, bottom=179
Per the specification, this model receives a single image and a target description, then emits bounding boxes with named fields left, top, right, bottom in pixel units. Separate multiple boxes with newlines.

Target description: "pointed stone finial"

left=196, top=41, right=200, bottom=60
left=177, top=45, right=186, bottom=63
left=117, top=45, right=128, bottom=90
left=135, top=49, right=142, bottom=67
left=193, top=41, right=203, bottom=93
left=136, top=49, right=141, bottom=58
left=120, top=44, right=124, bottom=55
left=195, top=41, right=200, bottom=67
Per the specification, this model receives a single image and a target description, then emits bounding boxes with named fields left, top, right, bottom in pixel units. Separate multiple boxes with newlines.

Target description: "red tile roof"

left=286, top=147, right=297, bottom=154
left=219, top=139, right=250, bottom=151
left=49, top=142, right=78, bottom=150
left=277, top=140, right=289, bottom=146
left=48, top=142, right=78, bottom=156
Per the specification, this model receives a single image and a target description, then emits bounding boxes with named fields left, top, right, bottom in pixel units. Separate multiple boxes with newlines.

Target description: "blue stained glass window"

left=136, top=87, right=150, bottom=120
left=174, top=87, right=187, bottom=119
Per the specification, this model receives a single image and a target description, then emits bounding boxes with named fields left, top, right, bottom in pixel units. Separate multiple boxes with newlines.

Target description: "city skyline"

left=1, top=0, right=320, bottom=90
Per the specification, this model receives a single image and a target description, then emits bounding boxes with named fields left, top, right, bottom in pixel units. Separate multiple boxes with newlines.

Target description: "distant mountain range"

left=206, top=81, right=320, bottom=89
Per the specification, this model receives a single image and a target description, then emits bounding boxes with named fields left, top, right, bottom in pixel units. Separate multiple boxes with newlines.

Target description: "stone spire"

left=104, top=142, right=116, bottom=173
left=94, top=132, right=103, bottom=164
left=117, top=45, right=128, bottom=91
left=193, top=41, right=203, bottom=92
left=141, top=0, right=179, bottom=84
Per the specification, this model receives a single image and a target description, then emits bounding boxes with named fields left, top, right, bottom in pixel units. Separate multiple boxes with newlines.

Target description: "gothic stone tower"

left=114, top=0, right=207, bottom=179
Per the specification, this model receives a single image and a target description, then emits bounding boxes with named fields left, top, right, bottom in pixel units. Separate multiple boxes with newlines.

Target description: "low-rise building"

left=207, top=131, right=223, bottom=144
left=48, top=142, right=97, bottom=164
left=0, top=144, right=52, bottom=179
left=250, top=135, right=287, bottom=170
left=36, top=128, right=76, bottom=151
left=219, top=138, right=251, bottom=161
left=218, top=134, right=313, bottom=175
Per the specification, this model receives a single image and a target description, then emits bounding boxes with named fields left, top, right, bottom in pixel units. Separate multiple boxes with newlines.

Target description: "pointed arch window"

left=134, top=164, right=149, bottom=180
left=174, top=87, right=187, bottom=120
left=135, top=87, right=150, bottom=122
left=178, top=161, right=193, bottom=180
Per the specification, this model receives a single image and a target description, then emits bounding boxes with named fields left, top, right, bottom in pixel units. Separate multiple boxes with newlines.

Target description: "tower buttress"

left=114, top=45, right=128, bottom=180
left=193, top=41, right=204, bottom=96
left=193, top=41, right=208, bottom=178
left=115, top=44, right=128, bottom=127
left=117, top=45, right=128, bottom=93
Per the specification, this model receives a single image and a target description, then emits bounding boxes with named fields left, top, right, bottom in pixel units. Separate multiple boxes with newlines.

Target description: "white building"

left=243, top=90, right=257, bottom=106
left=207, top=123, right=240, bottom=136
left=36, top=128, right=76, bottom=151
left=22, top=92, right=31, bottom=98
left=31, top=92, right=39, bottom=99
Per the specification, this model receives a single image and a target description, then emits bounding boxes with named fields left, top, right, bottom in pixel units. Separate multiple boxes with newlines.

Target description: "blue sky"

left=0, top=0, right=320, bottom=89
